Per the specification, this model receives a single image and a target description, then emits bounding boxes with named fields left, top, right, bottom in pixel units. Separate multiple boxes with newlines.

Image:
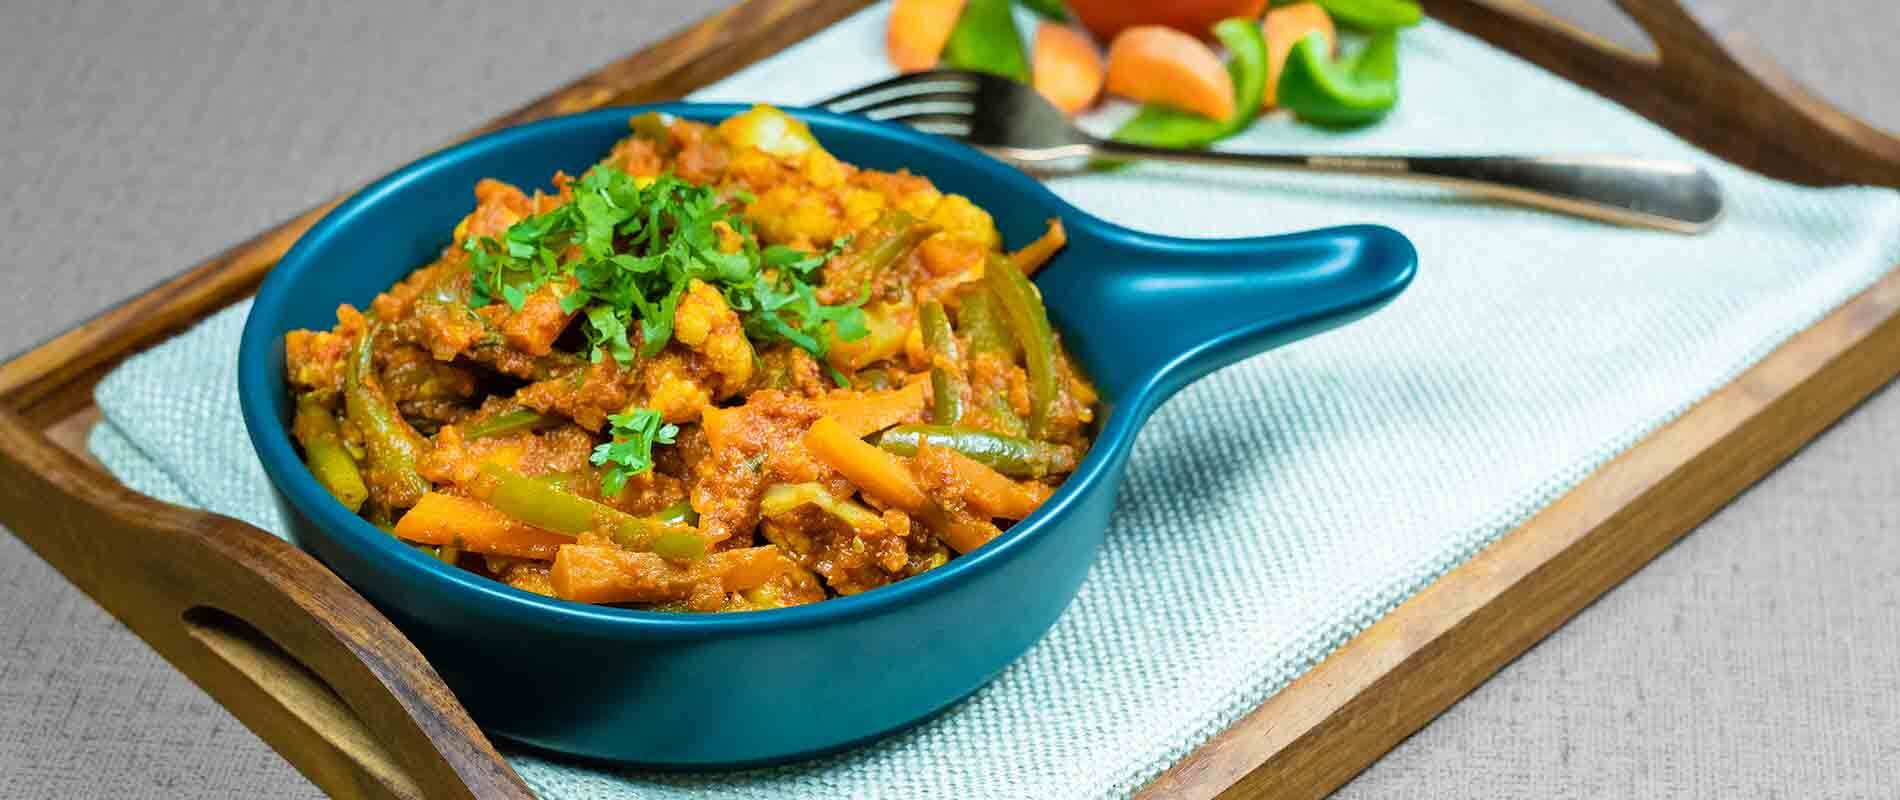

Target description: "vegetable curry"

left=284, top=105, right=1096, bottom=612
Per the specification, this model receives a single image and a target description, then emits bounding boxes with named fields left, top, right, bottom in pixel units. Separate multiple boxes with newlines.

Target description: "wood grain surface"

left=0, top=1, right=1896, bottom=798
left=0, top=409, right=535, bottom=800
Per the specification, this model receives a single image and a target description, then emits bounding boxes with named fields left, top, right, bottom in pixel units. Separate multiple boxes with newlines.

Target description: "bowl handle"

left=0, top=410, right=531, bottom=800
left=1041, top=223, right=1417, bottom=417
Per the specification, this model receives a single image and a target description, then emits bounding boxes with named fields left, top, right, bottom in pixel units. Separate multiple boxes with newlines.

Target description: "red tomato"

left=1064, top=0, right=1269, bottom=42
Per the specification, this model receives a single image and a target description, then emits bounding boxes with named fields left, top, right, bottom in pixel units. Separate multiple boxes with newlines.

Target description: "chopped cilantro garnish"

left=462, top=166, right=867, bottom=367
left=591, top=408, right=678, bottom=497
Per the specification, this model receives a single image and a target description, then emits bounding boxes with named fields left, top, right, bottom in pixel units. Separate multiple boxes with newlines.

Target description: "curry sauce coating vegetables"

left=282, top=105, right=1096, bottom=612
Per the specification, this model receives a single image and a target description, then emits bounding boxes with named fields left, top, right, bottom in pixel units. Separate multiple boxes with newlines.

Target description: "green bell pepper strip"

left=1018, top=0, right=1069, bottom=22
left=980, top=253, right=1058, bottom=439
left=876, top=424, right=1078, bottom=478
left=919, top=301, right=966, bottom=425
left=1311, top=0, right=1422, bottom=32
left=475, top=463, right=706, bottom=561
left=344, top=322, right=431, bottom=510
left=292, top=394, right=369, bottom=513
left=1276, top=30, right=1399, bottom=126
left=654, top=499, right=698, bottom=528
left=464, top=408, right=559, bottom=440
left=1111, top=17, right=1270, bottom=149
left=943, top=0, right=1031, bottom=83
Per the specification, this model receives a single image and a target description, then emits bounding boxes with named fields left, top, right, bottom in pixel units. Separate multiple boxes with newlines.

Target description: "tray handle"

left=0, top=410, right=531, bottom=800
left=1425, top=0, right=1900, bottom=187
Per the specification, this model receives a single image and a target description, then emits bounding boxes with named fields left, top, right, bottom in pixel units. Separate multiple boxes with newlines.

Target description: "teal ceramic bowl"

left=237, top=103, right=1415, bottom=767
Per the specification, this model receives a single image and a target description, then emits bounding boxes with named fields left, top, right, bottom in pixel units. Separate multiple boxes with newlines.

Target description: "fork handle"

left=1082, top=140, right=1724, bottom=234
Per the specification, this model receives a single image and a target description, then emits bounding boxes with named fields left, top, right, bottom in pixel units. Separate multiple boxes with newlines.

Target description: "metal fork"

left=818, top=70, right=1724, bottom=234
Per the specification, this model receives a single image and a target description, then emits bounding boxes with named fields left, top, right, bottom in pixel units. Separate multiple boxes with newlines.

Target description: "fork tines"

left=817, top=70, right=982, bottom=136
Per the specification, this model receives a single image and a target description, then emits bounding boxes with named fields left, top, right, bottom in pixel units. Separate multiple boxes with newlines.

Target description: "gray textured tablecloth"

left=1, top=2, right=1894, bottom=797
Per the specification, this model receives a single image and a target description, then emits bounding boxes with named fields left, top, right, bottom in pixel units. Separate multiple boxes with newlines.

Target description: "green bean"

left=292, top=394, right=368, bottom=512
left=956, top=289, right=1016, bottom=358
left=475, top=463, right=706, bottom=561
left=345, top=322, right=430, bottom=509
left=919, top=301, right=965, bottom=425
left=981, top=254, right=1059, bottom=439
left=877, top=424, right=1078, bottom=478
left=983, top=395, right=1027, bottom=437
left=464, top=408, right=558, bottom=440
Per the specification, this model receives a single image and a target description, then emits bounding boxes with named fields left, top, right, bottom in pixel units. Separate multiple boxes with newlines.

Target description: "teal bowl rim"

left=239, top=104, right=1150, bottom=637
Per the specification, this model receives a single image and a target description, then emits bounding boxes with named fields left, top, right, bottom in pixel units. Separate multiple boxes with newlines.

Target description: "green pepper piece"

left=627, top=111, right=675, bottom=152
left=1311, top=0, right=1421, bottom=32
left=980, top=254, right=1059, bottom=439
left=475, top=463, right=705, bottom=560
left=877, top=424, right=1078, bottom=478
left=292, top=394, right=369, bottom=513
left=760, top=483, right=887, bottom=532
left=480, top=463, right=595, bottom=533
left=464, top=408, right=558, bottom=440
left=653, top=499, right=698, bottom=527
left=943, top=0, right=1031, bottom=83
left=650, top=529, right=707, bottom=561
left=344, top=322, right=431, bottom=510
left=919, top=301, right=966, bottom=425
left=1111, top=17, right=1270, bottom=149
left=1018, top=0, right=1069, bottom=21
left=1276, top=30, right=1399, bottom=127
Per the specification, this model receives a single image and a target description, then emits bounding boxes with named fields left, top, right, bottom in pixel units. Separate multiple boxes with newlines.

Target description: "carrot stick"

left=1105, top=25, right=1237, bottom=120
left=394, top=492, right=571, bottom=560
left=934, top=514, right=1001, bottom=554
left=807, top=417, right=1007, bottom=553
left=1009, top=217, right=1067, bottom=276
left=805, top=416, right=931, bottom=513
left=887, top=0, right=968, bottom=72
left=1262, top=3, right=1336, bottom=107
left=819, top=380, right=929, bottom=438
left=918, top=444, right=1044, bottom=520
left=1032, top=23, right=1106, bottom=115
left=549, top=544, right=793, bottom=605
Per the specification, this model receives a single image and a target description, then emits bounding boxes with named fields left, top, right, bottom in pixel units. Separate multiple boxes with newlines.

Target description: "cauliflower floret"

left=672, top=279, right=754, bottom=398
left=925, top=193, right=1000, bottom=250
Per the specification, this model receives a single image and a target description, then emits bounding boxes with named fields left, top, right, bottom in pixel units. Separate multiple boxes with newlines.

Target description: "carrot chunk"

left=1104, top=25, right=1237, bottom=120
left=805, top=416, right=931, bottom=513
left=819, top=380, right=930, bottom=438
left=394, top=492, right=571, bottom=560
left=1032, top=23, right=1106, bottom=115
left=549, top=544, right=794, bottom=605
left=1009, top=217, right=1067, bottom=276
left=1262, top=3, right=1336, bottom=108
left=919, top=444, right=1044, bottom=520
left=887, top=0, right=968, bottom=72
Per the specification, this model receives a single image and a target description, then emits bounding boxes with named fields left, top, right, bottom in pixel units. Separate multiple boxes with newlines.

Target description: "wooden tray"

left=3, top=1, right=1897, bottom=797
